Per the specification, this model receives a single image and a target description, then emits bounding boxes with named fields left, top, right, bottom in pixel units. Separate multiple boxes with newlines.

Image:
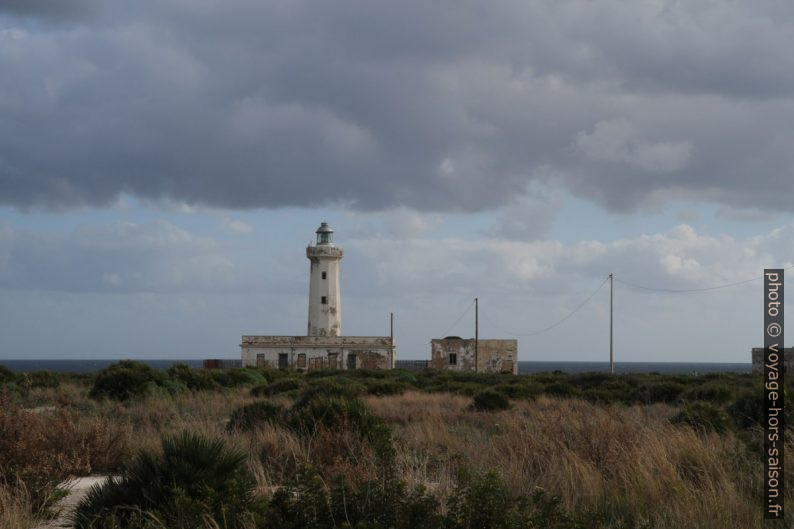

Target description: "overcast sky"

left=1, top=0, right=793, bottom=363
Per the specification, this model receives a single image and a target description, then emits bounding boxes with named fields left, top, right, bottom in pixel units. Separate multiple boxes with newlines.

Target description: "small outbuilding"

left=751, top=347, right=793, bottom=374
left=430, top=337, right=518, bottom=374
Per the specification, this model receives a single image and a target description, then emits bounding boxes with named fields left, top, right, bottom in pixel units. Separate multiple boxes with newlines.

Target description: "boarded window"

left=328, top=353, right=338, bottom=369
left=297, top=353, right=307, bottom=368
left=501, top=360, right=514, bottom=374
left=278, top=353, right=289, bottom=369
left=321, top=296, right=328, bottom=304
left=449, top=353, right=457, bottom=365
left=256, top=353, right=265, bottom=368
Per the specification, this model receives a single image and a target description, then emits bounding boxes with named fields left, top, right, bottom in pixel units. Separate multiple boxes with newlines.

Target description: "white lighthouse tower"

left=306, top=222, right=343, bottom=336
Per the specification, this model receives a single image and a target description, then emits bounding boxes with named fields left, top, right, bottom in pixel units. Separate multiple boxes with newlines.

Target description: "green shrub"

left=727, top=391, right=764, bottom=429
left=445, top=470, right=612, bottom=529
left=266, top=466, right=442, bottom=529
left=544, top=382, right=581, bottom=399
left=632, top=381, right=685, bottom=404
left=671, top=402, right=731, bottom=433
left=0, top=364, right=15, bottom=385
left=583, top=388, right=618, bottom=404
left=473, top=390, right=510, bottom=411
left=493, top=383, right=542, bottom=400
left=253, top=377, right=305, bottom=397
left=287, top=396, right=392, bottom=457
left=569, top=372, right=616, bottom=389
left=167, top=363, right=219, bottom=391
left=297, top=378, right=365, bottom=402
left=681, top=382, right=734, bottom=404
left=366, top=380, right=408, bottom=396
left=89, top=361, right=170, bottom=401
left=227, top=401, right=284, bottom=432
left=24, top=370, right=61, bottom=389
left=71, top=432, right=262, bottom=529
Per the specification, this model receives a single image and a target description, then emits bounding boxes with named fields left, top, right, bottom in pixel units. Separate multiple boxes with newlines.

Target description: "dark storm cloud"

left=0, top=0, right=99, bottom=18
left=1, top=0, right=794, bottom=213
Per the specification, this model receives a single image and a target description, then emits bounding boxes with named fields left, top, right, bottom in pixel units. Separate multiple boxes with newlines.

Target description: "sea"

left=0, top=359, right=752, bottom=375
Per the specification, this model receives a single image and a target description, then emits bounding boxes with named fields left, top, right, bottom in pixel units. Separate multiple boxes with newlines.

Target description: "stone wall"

left=429, top=338, right=518, bottom=374
left=241, top=335, right=394, bottom=370
left=751, top=347, right=794, bottom=374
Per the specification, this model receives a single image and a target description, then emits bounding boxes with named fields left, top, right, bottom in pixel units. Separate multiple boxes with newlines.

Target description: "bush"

left=25, top=370, right=61, bottom=389
left=446, top=470, right=611, bottom=529
left=493, top=383, right=543, bottom=400
left=0, top=394, right=124, bottom=511
left=582, top=388, right=618, bottom=404
left=287, top=396, right=392, bottom=457
left=167, top=363, right=219, bottom=391
left=266, top=466, right=442, bottom=529
left=227, top=401, right=284, bottom=432
left=681, top=382, right=734, bottom=405
left=544, top=382, right=581, bottom=399
left=211, top=368, right=267, bottom=388
left=71, top=432, right=262, bottom=529
left=633, top=381, right=686, bottom=404
left=473, top=390, right=510, bottom=411
left=727, top=391, right=764, bottom=429
left=89, top=361, right=170, bottom=401
left=0, top=364, right=17, bottom=385
left=366, top=380, right=408, bottom=396
left=297, top=378, right=365, bottom=402
left=253, top=377, right=305, bottom=397
left=671, top=402, right=731, bottom=433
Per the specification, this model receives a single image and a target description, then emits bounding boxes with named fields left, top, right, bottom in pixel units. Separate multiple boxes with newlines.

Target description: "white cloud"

left=221, top=217, right=253, bottom=234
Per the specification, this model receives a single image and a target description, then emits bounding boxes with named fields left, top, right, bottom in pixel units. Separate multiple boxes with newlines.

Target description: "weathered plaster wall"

left=430, top=338, right=518, bottom=374
left=241, top=335, right=394, bottom=370
left=751, top=347, right=794, bottom=374
left=307, top=244, right=343, bottom=337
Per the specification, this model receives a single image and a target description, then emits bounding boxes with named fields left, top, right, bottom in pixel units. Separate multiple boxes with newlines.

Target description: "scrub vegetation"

left=0, top=361, right=791, bottom=528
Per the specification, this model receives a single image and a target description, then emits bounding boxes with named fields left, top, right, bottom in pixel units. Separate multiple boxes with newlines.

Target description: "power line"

left=439, top=298, right=476, bottom=337
left=614, top=264, right=794, bottom=293
left=479, top=276, right=610, bottom=337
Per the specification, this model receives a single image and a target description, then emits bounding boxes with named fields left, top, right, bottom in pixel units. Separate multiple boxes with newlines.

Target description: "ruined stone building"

left=751, top=347, right=793, bottom=374
left=430, top=337, right=518, bottom=374
left=241, top=223, right=395, bottom=371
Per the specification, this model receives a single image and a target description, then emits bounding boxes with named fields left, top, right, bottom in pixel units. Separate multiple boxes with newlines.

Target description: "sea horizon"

left=0, top=358, right=753, bottom=374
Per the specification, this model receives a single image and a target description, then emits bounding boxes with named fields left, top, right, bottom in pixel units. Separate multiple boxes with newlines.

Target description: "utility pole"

left=609, top=273, right=614, bottom=374
left=475, top=297, right=479, bottom=373
left=390, top=312, right=395, bottom=368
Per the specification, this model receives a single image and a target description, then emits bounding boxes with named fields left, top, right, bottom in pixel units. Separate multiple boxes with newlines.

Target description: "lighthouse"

left=306, top=222, right=343, bottom=336
left=240, top=222, right=394, bottom=371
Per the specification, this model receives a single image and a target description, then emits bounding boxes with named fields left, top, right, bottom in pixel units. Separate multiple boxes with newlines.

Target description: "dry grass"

left=0, top=391, right=125, bottom=512
left=0, top=485, right=36, bottom=529
left=7, top=383, right=791, bottom=528
left=365, top=392, right=791, bottom=529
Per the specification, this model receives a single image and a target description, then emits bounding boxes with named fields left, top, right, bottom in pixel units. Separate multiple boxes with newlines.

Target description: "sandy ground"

left=35, top=476, right=110, bottom=529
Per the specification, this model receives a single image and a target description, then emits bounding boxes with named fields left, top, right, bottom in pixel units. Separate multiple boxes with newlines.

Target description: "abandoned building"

left=430, top=337, right=518, bottom=374
left=241, top=222, right=395, bottom=371
left=751, top=347, right=793, bottom=374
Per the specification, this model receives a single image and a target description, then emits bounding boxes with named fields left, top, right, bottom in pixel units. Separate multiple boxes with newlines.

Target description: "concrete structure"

left=751, top=347, right=794, bottom=374
left=307, top=222, right=343, bottom=337
left=242, top=336, right=394, bottom=370
left=241, top=223, right=394, bottom=370
left=430, top=337, right=518, bottom=374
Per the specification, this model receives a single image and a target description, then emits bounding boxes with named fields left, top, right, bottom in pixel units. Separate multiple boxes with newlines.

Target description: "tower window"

left=321, top=296, right=328, bottom=304
left=322, top=271, right=326, bottom=280
left=449, top=353, right=457, bottom=365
